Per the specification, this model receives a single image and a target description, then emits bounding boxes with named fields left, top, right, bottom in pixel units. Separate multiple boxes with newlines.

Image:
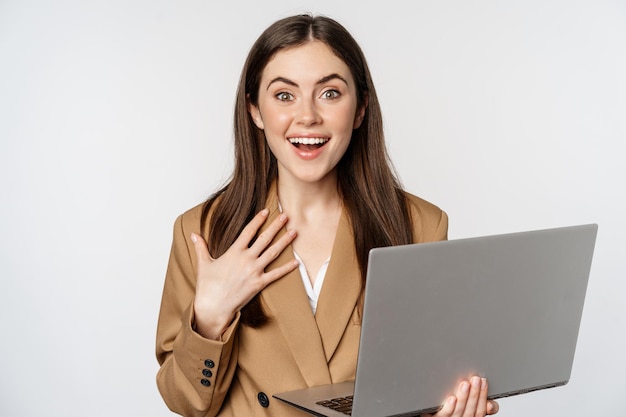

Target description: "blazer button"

left=257, top=392, right=270, bottom=408
left=204, top=359, right=215, bottom=368
left=202, top=369, right=213, bottom=377
left=200, top=379, right=211, bottom=387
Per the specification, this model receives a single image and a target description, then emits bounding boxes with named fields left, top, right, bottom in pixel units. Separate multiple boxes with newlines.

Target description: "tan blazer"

left=156, top=189, right=448, bottom=417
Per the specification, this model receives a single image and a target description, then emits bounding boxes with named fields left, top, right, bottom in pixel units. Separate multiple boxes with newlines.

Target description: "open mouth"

left=288, top=137, right=330, bottom=151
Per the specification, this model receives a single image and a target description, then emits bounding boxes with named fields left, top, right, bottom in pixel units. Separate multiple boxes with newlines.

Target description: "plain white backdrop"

left=1, top=0, right=624, bottom=415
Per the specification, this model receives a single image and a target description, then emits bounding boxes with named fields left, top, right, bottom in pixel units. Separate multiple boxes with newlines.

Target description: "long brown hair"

left=201, top=14, right=412, bottom=327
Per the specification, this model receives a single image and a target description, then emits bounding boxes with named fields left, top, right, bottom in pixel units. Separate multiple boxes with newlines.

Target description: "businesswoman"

left=156, top=14, right=499, bottom=417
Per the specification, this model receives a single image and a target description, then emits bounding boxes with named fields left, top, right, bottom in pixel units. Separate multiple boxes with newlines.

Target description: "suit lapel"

left=259, top=186, right=362, bottom=385
left=260, top=190, right=332, bottom=387
left=314, top=210, right=362, bottom=362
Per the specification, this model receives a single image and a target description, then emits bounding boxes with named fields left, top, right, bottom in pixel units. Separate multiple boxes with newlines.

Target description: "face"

left=249, top=41, right=366, bottom=186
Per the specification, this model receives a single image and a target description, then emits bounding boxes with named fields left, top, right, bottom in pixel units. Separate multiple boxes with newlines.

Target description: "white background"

left=1, top=0, right=624, bottom=415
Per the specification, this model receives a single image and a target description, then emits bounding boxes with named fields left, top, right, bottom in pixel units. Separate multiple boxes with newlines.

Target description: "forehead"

left=261, top=41, right=354, bottom=86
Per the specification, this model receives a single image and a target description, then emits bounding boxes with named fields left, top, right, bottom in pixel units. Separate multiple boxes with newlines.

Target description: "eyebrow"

left=266, top=73, right=349, bottom=90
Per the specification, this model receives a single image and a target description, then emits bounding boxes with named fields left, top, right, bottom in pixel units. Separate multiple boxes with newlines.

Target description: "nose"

left=296, top=98, right=321, bottom=126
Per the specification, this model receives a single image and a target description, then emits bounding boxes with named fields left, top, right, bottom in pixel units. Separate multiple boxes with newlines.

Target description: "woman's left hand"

left=422, top=377, right=499, bottom=417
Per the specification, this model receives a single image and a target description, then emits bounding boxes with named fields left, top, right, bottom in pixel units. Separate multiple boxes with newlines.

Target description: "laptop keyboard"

left=316, top=395, right=353, bottom=415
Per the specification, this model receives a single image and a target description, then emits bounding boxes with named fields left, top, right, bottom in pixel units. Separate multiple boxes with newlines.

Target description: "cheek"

left=330, top=105, right=360, bottom=131
left=260, top=105, right=291, bottom=130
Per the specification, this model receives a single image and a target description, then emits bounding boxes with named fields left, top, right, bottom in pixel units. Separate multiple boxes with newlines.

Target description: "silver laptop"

left=274, top=224, right=598, bottom=417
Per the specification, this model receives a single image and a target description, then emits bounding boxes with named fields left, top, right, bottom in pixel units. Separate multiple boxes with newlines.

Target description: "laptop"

left=273, top=224, right=598, bottom=417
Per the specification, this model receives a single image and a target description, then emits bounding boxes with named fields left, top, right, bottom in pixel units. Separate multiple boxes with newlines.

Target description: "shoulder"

left=402, top=191, right=449, bottom=242
left=403, top=191, right=445, bottom=219
left=167, top=202, right=204, bottom=246
left=175, top=195, right=222, bottom=236
left=176, top=201, right=206, bottom=230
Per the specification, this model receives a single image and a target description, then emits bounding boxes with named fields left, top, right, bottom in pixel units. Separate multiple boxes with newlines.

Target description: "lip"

left=287, top=133, right=330, bottom=139
left=286, top=134, right=330, bottom=161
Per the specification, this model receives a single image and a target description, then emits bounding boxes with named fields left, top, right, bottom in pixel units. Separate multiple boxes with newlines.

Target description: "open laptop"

left=274, top=224, right=598, bottom=417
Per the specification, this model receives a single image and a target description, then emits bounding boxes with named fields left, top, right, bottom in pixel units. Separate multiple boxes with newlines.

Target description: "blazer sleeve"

left=155, top=210, right=239, bottom=417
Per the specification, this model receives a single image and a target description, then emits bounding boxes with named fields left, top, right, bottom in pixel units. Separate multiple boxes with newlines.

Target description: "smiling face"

left=248, top=41, right=366, bottom=187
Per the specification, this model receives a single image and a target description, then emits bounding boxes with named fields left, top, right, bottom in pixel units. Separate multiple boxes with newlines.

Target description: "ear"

left=247, top=98, right=265, bottom=130
left=353, top=94, right=368, bottom=129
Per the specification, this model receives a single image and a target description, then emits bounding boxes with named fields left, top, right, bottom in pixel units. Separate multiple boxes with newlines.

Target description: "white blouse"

left=293, top=251, right=330, bottom=315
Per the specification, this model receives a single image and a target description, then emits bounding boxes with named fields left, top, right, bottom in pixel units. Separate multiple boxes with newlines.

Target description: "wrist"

left=192, top=302, right=235, bottom=340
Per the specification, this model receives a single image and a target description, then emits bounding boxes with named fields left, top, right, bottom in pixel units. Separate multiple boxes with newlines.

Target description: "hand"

left=422, top=377, right=499, bottom=417
left=191, top=208, right=299, bottom=339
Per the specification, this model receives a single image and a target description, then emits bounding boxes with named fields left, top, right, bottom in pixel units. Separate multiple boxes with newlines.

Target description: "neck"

left=276, top=173, right=341, bottom=219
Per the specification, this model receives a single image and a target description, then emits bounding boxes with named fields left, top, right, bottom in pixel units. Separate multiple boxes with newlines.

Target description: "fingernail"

left=471, top=376, right=481, bottom=388
left=279, top=214, right=287, bottom=222
left=481, top=378, right=487, bottom=389
left=447, top=396, right=456, bottom=407
left=461, top=381, right=470, bottom=392
left=288, top=229, right=296, bottom=236
left=260, top=208, right=269, bottom=216
left=190, top=233, right=197, bottom=243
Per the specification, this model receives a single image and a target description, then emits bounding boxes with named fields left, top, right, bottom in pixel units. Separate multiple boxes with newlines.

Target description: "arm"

left=156, top=207, right=299, bottom=416
left=155, top=213, right=239, bottom=417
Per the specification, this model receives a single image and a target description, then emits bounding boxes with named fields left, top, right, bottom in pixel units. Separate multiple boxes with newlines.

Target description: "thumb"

left=190, top=233, right=212, bottom=263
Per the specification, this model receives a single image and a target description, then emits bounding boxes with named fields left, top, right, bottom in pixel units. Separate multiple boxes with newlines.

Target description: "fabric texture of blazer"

left=156, top=187, right=448, bottom=417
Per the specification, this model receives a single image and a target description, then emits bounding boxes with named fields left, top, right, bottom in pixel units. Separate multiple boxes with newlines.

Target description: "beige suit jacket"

left=156, top=189, right=448, bottom=417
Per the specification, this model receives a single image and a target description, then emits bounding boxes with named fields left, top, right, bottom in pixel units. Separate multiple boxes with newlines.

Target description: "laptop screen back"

left=352, top=224, right=597, bottom=417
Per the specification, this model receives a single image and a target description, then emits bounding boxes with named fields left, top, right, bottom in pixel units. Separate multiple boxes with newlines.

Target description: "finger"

left=461, top=377, right=482, bottom=417
left=190, top=233, right=212, bottom=263
left=249, top=212, right=289, bottom=256
left=261, top=257, right=300, bottom=287
left=475, top=378, right=489, bottom=417
left=487, top=400, right=499, bottom=415
left=233, top=208, right=270, bottom=249
left=451, top=380, right=470, bottom=417
left=257, top=227, right=297, bottom=265
left=433, top=396, right=457, bottom=417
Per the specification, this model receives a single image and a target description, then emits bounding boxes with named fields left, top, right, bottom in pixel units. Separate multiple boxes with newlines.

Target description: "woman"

left=156, top=14, right=499, bottom=417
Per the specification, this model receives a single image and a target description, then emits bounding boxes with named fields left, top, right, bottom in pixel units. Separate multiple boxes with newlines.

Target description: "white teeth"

left=288, top=137, right=329, bottom=145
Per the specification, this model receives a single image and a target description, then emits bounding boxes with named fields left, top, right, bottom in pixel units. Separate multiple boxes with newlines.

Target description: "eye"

left=321, top=89, right=340, bottom=100
left=276, top=92, right=293, bottom=102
